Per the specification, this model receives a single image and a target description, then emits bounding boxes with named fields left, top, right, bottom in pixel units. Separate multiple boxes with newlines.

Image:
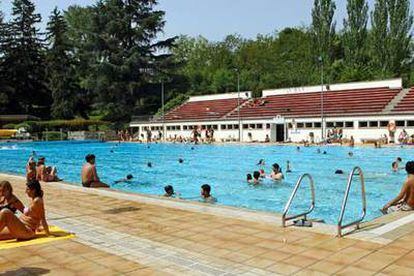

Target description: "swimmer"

left=257, top=159, right=265, bottom=166
left=115, top=174, right=133, bottom=183
left=259, top=169, right=266, bottom=178
left=296, top=146, right=300, bottom=151
left=201, top=184, right=217, bottom=203
left=178, top=158, right=184, bottom=163
left=348, top=152, right=353, bottom=157
left=147, top=162, right=152, bottom=168
left=270, top=163, right=284, bottom=181
left=317, top=149, right=321, bottom=154
left=286, top=161, right=292, bottom=173
left=163, top=185, right=176, bottom=197
left=392, top=161, right=399, bottom=172
left=253, top=171, right=261, bottom=184
left=246, top=173, right=253, bottom=184
left=335, top=169, right=344, bottom=174
left=323, top=151, right=327, bottom=155
left=191, top=147, right=195, bottom=150
left=110, top=149, right=114, bottom=153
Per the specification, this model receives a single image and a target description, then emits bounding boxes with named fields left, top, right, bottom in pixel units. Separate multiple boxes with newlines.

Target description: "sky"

left=1, top=0, right=413, bottom=41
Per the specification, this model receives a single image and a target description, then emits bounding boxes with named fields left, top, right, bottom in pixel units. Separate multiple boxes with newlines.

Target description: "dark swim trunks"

left=82, top=181, right=92, bottom=187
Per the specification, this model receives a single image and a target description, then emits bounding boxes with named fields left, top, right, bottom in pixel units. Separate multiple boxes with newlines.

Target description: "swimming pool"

left=0, top=141, right=411, bottom=224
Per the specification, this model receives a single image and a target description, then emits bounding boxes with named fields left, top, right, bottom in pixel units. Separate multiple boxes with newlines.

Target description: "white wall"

left=262, top=78, right=402, bottom=97
left=188, top=91, right=252, bottom=102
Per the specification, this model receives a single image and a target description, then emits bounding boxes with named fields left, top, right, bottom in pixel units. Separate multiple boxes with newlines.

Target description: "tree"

left=83, top=0, right=176, bottom=121
left=371, top=0, right=413, bottom=77
left=343, top=0, right=369, bottom=80
left=46, top=7, right=77, bottom=119
left=311, top=0, right=336, bottom=81
left=2, top=0, right=48, bottom=117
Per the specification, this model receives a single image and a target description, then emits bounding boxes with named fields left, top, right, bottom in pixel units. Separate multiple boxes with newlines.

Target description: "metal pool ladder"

left=337, top=166, right=366, bottom=237
left=282, top=173, right=315, bottom=227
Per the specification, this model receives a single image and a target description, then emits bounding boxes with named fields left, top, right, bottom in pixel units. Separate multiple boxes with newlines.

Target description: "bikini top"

left=0, top=198, right=18, bottom=213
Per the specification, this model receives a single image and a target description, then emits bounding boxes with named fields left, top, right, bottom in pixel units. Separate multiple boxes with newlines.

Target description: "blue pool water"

left=0, top=141, right=411, bottom=224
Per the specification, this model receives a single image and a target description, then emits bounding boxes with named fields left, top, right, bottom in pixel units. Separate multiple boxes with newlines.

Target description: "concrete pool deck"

left=1, top=173, right=414, bottom=275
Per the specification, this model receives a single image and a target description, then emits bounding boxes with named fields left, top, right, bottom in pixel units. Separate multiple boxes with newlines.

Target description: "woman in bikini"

left=0, top=180, right=50, bottom=240
left=0, top=181, right=24, bottom=213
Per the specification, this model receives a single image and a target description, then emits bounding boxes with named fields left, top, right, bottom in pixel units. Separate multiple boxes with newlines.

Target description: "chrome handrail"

left=282, top=173, right=315, bottom=227
left=337, top=166, right=366, bottom=237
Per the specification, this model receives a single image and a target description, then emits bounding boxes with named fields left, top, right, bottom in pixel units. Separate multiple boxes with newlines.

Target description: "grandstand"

left=130, top=78, right=414, bottom=143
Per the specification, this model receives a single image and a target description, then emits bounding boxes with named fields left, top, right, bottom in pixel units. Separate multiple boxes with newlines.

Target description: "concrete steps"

left=382, top=88, right=411, bottom=113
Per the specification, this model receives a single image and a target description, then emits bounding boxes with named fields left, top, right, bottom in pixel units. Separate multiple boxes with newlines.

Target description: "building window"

left=256, top=124, right=263, bottom=129
left=336, top=122, right=344, bottom=128
left=379, top=121, right=388, bottom=127
left=345, top=122, right=354, bottom=128
left=359, top=121, right=368, bottom=128
left=221, top=124, right=227, bottom=130
left=266, top=123, right=271, bottom=129
left=288, top=123, right=293, bottom=129
left=213, top=125, right=218, bottom=130
left=183, top=125, right=187, bottom=130
left=249, top=124, right=256, bottom=129
left=407, top=121, right=414, bottom=127
left=297, top=123, right=304, bottom=128
left=243, top=124, right=249, bottom=129
left=305, top=122, right=312, bottom=128
left=326, top=122, right=334, bottom=128
left=314, top=122, right=321, bottom=128
left=396, top=120, right=405, bottom=127
left=234, top=124, right=239, bottom=129
left=227, top=124, right=233, bottom=129
left=369, top=121, right=379, bottom=127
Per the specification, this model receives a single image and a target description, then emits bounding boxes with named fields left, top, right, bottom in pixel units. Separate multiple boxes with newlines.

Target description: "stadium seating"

left=164, top=98, right=246, bottom=121
left=225, top=87, right=400, bottom=118
left=392, top=87, right=414, bottom=112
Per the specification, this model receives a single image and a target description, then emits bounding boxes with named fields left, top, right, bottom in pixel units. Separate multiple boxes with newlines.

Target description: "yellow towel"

left=0, top=225, right=75, bottom=250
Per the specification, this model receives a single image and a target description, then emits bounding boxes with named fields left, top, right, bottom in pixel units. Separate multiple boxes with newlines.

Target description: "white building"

left=130, top=78, right=414, bottom=144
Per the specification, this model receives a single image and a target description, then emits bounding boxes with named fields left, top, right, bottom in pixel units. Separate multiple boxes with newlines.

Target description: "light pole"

left=236, top=69, right=241, bottom=142
left=319, top=56, right=324, bottom=142
left=161, top=80, right=165, bottom=142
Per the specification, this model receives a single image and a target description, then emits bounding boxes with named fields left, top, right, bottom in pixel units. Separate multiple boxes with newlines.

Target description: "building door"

left=276, top=124, right=284, bottom=142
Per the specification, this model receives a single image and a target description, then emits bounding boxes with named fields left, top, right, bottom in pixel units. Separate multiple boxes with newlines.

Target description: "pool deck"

left=1, top=174, right=414, bottom=275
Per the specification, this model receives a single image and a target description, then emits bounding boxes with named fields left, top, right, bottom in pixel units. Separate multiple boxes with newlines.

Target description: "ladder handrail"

left=282, top=173, right=315, bottom=227
left=337, top=166, right=366, bottom=237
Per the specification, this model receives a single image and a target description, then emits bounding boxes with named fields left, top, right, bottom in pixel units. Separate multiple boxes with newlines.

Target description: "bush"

left=2, top=123, right=16, bottom=129
left=42, top=131, right=67, bottom=141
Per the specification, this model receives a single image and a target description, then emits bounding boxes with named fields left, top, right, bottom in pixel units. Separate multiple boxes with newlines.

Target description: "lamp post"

left=319, top=56, right=324, bottom=142
left=161, top=80, right=165, bottom=142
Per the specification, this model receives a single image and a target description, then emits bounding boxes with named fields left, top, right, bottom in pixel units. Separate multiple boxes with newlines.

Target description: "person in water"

left=259, top=169, right=266, bottom=178
left=115, top=174, right=133, bottom=183
left=392, top=161, right=399, bottom=172
left=348, top=152, right=353, bottom=157
left=382, top=161, right=414, bottom=214
left=164, top=185, right=176, bottom=197
left=246, top=173, right=253, bottom=184
left=270, top=163, right=284, bottom=181
left=257, top=159, right=265, bottom=166
left=0, top=181, right=24, bottom=213
left=286, top=161, right=292, bottom=173
left=252, top=171, right=261, bottom=184
left=201, top=184, right=216, bottom=203
left=81, top=154, right=109, bottom=188
left=0, top=180, right=50, bottom=240
left=335, top=169, right=344, bottom=174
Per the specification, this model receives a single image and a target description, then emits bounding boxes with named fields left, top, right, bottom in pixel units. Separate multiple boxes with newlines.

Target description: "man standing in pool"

left=382, top=161, right=414, bottom=213
left=81, top=154, right=109, bottom=188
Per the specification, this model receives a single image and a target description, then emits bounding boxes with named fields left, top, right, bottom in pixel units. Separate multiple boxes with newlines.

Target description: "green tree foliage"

left=371, top=0, right=413, bottom=78
left=342, top=0, right=369, bottom=81
left=46, top=7, right=77, bottom=119
left=2, top=0, right=49, bottom=117
left=81, top=0, right=175, bottom=121
left=311, top=0, right=337, bottom=78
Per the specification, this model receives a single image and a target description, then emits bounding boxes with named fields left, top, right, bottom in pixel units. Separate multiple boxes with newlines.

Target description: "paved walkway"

left=1, top=173, right=414, bottom=275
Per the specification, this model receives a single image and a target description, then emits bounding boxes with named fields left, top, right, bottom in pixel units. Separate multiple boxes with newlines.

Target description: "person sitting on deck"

left=0, top=180, right=50, bottom=240
left=81, top=154, right=109, bottom=188
left=382, top=161, right=414, bottom=214
left=200, top=184, right=216, bottom=203
left=0, top=181, right=24, bottom=213
left=36, top=157, right=60, bottom=182
left=270, top=163, right=284, bottom=181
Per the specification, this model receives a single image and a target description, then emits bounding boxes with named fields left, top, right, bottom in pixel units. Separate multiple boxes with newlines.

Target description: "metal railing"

left=337, top=166, right=366, bottom=237
left=282, top=173, right=315, bottom=227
